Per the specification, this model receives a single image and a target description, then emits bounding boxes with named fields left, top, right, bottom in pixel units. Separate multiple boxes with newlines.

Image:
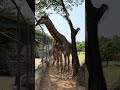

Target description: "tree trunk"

left=60, top=0, right=80, bottom=77
left=86, top=21, right=107, bottom=90
left=86, top=0, right=108, bottom=89
left=71, top=34, right=80, bottom=77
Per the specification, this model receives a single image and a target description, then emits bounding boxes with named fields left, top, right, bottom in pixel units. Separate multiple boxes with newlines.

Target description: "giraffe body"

left=50, top=42, right=63, bottom=73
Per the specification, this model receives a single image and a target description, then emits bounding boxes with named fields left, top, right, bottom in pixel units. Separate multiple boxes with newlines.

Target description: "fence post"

left=26, top=25, right=29, bottom=90
left=17, top=7, right=21, bottom=90
left=47, top=39, right=50, bottom=67
left=46, top=36, right=48, bottom=63
left=41, top=30, right=44, bottom=73
left=46, top=37, right=50, bottom=67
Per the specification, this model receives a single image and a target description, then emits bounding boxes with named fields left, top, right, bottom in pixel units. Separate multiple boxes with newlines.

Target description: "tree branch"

left=97, top=4, right=108, bottom=21
left=60, top=0, right=80, bottom=36
left=54, top=0, right=62, bottom=6
left=59, top=0, right=73, bottom=30
left=64, top=15, right=74, bottom=30
left=86, top=0, right=94, bottom=9
left=60, top=0, right=69, bottom=16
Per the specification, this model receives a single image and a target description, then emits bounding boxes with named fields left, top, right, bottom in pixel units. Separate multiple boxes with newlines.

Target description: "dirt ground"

left=39, top=66, right=85, bottom=90
left=35, top=58, right=42, bottom=69
left=0, top=76, right=15, bottom=90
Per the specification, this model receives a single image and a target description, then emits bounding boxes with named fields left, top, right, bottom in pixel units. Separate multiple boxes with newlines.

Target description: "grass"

left=103, top=61, right=120, bottom=85
left=78, top=52, right=85, bottom=62
left=85, top=61, right=120, bottom=86
left=103, top=65, right=120, bottom=85
left=69, top=52, right=85, bottom=62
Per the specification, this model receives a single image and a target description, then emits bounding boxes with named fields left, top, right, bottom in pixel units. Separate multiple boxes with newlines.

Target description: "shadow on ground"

left=39, top=66, right=85, bottom=90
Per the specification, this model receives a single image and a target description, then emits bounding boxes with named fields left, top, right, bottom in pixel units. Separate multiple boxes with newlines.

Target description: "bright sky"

left=37, top=1, right=85, bottom=42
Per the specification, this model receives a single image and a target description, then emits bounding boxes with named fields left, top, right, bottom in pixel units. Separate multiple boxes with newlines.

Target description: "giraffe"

left=50, top=42, right=63, bottom=73
left=50, top=42, right=59, bottom=66
left=36, top=15, right=72, bottom=72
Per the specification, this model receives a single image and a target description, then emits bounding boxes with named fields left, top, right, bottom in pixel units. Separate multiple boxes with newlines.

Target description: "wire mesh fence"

left=0, top=0, right=35, bottom=90
left=35, top=27, right=52, bottom=90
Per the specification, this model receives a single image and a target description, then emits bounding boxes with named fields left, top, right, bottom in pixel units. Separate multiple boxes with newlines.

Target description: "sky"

left=36, top=1, right=85, bottom=42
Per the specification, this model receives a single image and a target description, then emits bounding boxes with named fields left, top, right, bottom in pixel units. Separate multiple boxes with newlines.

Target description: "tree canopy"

left=0, top=0, right=34, bottom=25
left=35, top=0, right=84, bottom=17
left=76, top=41, right=85, bottom=52
left=99, top=35, right=120, bottom=61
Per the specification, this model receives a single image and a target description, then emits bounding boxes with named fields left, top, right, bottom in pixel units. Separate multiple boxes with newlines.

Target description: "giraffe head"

left=36, top=15, right=49, bottom=26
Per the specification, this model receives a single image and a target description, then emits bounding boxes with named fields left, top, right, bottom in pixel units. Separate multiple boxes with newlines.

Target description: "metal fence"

left=35, top=23, right=52, bottom=90
left=0, top=0, right=34, bottom=90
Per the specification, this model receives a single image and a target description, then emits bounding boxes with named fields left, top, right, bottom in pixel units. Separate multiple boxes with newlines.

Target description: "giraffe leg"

left=64, top=55, right=67, bottom=73
left=57, top=57, right=59, bottom=70
left=68, top=55, right=70, bottom=71
left=51, top=56, right=53, bottom=66
left=60, top=53, right=63, bottom=74
left=52, top=55, right=56, bottom=66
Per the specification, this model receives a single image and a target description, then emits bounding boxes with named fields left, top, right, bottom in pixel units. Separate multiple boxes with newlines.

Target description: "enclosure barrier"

left=0, top=0, right=34, bottom=90
left=35, top=19, right=51, bottom=90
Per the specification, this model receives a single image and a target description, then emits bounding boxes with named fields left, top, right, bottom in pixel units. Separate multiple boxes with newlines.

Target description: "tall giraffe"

left=36, top=15, right=72, bottom=72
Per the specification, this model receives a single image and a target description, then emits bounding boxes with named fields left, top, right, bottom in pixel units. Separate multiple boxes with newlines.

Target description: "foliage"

left=0, top=0, right=17, bottom=19
left=78, top=52, right=85, bottom=61
left=76, top=41, right=85, bottom=52
left=0, top=0, right=34, bottom=25
left=99, top=35, right=120, bottom=61
left=35, top=29, right=54, bottom=48
left=36, top=0, right=84, bottom=17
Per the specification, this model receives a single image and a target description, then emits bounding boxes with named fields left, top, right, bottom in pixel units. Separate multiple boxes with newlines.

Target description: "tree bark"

left=60, top=0, right=80, bottom=77
left=71, top=33, right=80, bottom=77
left=86, top=0, right=108, bottom=89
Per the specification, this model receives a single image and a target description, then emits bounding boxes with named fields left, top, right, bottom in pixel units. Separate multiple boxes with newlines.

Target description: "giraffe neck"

left=44, top=17, right=63, bottom=43
left=44, top=17, right=71, bottom=51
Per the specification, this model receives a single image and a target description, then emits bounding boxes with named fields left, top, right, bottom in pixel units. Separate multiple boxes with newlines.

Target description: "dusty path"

left=39, top=66, right=85, bottom=90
